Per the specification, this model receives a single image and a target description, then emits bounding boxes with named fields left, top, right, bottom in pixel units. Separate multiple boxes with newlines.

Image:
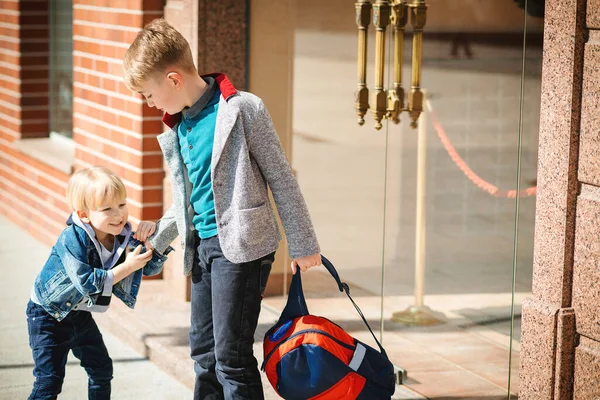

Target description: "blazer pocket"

left=237, top=203, right=275, bottom=246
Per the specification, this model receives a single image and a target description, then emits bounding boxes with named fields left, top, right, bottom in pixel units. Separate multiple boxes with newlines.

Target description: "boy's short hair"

left=123, top=18, right=196, bottom=90
left=66, top=167, right=127, bottom=212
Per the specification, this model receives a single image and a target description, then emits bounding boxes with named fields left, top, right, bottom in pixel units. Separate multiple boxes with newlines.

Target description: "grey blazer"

left=149, top=78, right=320, bottom=276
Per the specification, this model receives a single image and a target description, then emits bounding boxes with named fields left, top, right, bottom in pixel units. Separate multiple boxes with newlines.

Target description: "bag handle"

left=277, top=255, right=387, bottom=357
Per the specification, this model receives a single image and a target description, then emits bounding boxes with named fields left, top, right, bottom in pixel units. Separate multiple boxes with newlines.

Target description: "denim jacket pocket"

left=44, top=271, right=71, bottom=301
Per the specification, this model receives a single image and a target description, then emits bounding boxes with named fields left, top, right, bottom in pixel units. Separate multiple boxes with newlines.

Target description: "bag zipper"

left=261, top=328, right=355, bottom=371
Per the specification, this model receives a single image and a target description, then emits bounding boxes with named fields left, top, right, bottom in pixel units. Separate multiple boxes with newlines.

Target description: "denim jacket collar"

left=68, top=212, right=133, bottom=270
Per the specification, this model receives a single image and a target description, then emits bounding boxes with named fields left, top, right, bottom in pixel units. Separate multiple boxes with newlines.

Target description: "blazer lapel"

left=212, top=95, right=240, bottom=173
left=157, top=128, right=179, bottom=164
left=157, top=128, right=188, bottom=212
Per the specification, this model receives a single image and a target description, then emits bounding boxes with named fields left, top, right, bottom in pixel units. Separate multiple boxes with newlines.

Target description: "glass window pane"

left=49, top=1, right=73, bottom=137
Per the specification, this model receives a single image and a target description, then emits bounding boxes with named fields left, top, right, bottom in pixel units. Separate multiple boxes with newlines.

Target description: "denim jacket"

left=31, top=214, right=171, bottom=321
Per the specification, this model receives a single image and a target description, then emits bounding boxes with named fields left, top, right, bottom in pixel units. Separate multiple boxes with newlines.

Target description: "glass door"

left=290, top=0, right=390, bottom=310
left=380, top=0, right=542, bottom=398
left=282, top=0, right=542, bottom=398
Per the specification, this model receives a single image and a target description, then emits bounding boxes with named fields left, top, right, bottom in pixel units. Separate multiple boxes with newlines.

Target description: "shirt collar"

left=183, top=76, right=217, bottom=120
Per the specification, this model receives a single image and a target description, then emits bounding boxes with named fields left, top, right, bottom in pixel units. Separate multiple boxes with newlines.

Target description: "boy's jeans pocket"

left=260, top=252, right=275, bottom=297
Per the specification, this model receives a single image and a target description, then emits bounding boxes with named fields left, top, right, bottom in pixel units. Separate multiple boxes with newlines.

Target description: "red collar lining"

left=161, top=72, right=237, bottom=128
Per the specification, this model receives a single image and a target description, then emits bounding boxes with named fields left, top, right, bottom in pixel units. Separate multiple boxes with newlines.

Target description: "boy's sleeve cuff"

left=102, top=270, right=114, bottom=297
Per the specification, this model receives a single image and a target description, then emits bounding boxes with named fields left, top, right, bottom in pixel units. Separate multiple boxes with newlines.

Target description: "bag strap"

left=321, top=255, right=387, bottom=356
left=277, top=266, right=310, bottom=324
left=277, top=255, right=387, bottom=357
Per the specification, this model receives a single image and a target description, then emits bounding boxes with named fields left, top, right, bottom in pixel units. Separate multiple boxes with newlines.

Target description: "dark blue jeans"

left=26, top=300, right=113, bottom=400
left=190, top=235, right=274, bottom=400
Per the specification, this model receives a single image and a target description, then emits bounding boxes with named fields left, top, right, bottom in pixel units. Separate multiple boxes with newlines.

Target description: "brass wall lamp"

left=355, top=0, right=427, bottom=130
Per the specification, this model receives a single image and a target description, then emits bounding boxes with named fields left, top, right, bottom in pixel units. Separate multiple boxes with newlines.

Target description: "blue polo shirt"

left=178, top=78, right=220, bottom=239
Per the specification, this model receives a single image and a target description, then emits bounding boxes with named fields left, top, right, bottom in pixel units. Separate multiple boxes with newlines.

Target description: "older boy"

left=124, top=19, right=321, bottom=399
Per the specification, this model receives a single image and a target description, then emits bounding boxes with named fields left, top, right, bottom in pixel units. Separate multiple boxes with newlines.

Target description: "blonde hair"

left=66, top=167, right=127, bottom=212
left=123, top=18, right=196, bottom=90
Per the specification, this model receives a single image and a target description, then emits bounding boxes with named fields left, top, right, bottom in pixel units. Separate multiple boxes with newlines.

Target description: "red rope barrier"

left=427, top=102, right=537, bottom=199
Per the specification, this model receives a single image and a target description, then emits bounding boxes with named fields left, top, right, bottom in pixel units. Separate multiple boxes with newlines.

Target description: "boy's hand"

left=134, top=221, right=156, bottom=242
left=125, top=244, right=153, bottom=271
left=111, top=244, right=153, bottom=284
left=291, top=253, right=322, bottom=274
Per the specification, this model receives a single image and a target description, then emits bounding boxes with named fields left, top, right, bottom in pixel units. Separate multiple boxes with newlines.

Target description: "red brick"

left=0, top=104, right=20, bottom=119
left=0, top=13, right=19, bottom=25
left=75, top=0, right=143, bottom=8
left=142, top=170, right=164, bottom=186
left=21, top=121, right=49, bottom=132
left=140, top=205, right=164, bottom=220
left=20, top=108, right=49, bottom=121
left=106, top=96, right=143, bottom=116
left=20, top=27, right=49, bottom=40
left=0, top=91, right=19, bottom=104
left=0, top=65, right=20, bottom=79
left=74, top=55, right=95, bottom=70
left=0, top=192, right=65, bottom=243
left=0, top=163, right=68, bottom=206
left=127, top=203, right=163, bottom=220
left=141, top=118, right=165, bottom=134
left=73, top=7, right=144, bottom=28
left=142, top=188, right=163, bottom=203
left=0, top=1, right=19, bottom=12
left=20, top=55, right=49, bottom=67
left=142, top=0, right=164, bottom=11
left=141, top=155, right=163, bottom=169
left=0, top=77, right=19, bottom=93
left=0, top=52, right=19, bottom=66
left=126, top=190, right=142, bottom=205
left=18, top=14, right=48, bottom=25
left=74, top=85, right=109, bottom=107
left=0, top=202, right=58, bottom=247
left=74, top=22, right=139, bottom=45
left=21, top=68, right=49, bottom=80
left=21, top=81, right=49, bottom=93
left=20, top=41, right=49, bottom=53
left=0, top=39, right=19, bottom=52
left=9, top=179, right=61, bottom=208
left=142, top=13, right=161, bottom=26
left=0, top=25, right=19, bottom=38
left=2, top=118, right=21, bottom=134
left=95, top=60, right=110, bottom=74
left=0, top=129, right=19, bottom=142
left=115, top=114, right=135, bottom=132
left=17, top=1, right=48, bottom=12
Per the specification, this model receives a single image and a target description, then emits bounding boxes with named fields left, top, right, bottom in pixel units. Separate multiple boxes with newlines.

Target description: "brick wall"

left=0, top=0, right=166, bottom=245
left=72, top=0, right=165, bottom=225
left=0, top=0, right=64, bottom=244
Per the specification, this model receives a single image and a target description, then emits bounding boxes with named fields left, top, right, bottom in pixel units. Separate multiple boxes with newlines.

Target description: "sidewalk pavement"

left=0, top=215, right=422, bottom=400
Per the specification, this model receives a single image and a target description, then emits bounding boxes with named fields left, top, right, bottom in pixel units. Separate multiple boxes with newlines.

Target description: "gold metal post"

left=386, top=0, right=408, bottom=124
left=407, top=0, right=427, bottom=128
left=371, top=0, right=391, bottom=130
left=391, top=94, right=445, bottom=326
left=354, top=0, right=427, bottom=130
left=355, top=0, right=371, bottom=126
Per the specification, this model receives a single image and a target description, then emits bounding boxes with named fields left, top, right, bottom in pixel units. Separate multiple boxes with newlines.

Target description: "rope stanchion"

left=392, top=90, right=446, bottom=327
left=426, top=100, right=537, bottom=199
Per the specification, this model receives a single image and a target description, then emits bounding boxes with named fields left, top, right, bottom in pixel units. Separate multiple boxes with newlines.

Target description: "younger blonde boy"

left=26, top=166, right=170, bottom=399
